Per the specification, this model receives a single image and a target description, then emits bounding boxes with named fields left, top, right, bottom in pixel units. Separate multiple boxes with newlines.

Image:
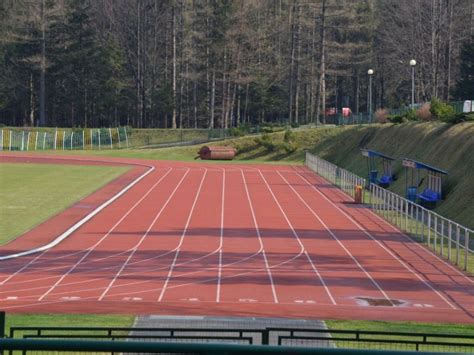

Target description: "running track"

left=0, top=153, right=472, bottom=323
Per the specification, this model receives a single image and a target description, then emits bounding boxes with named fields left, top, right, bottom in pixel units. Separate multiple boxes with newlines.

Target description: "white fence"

left=305, top=152, right=473, bottom=274
left=305, top=152, right=366, bottom=201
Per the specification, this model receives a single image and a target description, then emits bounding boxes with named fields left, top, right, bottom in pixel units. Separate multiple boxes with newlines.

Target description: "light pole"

left=410, top=59, right=416, bottom=107
left=368, top=69, right=374, bottom=121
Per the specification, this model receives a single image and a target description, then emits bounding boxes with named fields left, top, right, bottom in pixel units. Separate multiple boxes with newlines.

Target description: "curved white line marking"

left=158, top=169, right=208, bottom=302
left=240, top=169, right=279, bottom=304
left=98, top=168, right=190, bottom=300
left=0, top=162, right=156, bottom=261
left=256, top=169, right=337, bottom=305
left=36, top=168, right=173, bottom=301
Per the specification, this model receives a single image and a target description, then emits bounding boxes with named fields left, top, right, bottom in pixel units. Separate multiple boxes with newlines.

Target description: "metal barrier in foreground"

left=6, top=324, right=474, bottom=353
left=0, top=338, right=465, bottom=354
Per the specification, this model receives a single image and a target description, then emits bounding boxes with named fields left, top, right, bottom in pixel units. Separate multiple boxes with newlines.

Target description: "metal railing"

left=5, top=325, right=474, bottom=353
left=370, top=183, right=473, bottom=273
left=2, top=337, right=461, bottom=355
left=305, top=152, right=366, bottom=202
left=305, top=152, right=473, bottom=275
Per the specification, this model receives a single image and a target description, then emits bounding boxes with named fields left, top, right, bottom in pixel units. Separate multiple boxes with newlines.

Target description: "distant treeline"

left=0, top=0, right=473, bottom=128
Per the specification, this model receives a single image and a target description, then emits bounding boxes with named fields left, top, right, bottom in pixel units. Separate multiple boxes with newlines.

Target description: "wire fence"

left=305, top=152, right=473, bottom=275
left=0, top=127, right=129, bottom=151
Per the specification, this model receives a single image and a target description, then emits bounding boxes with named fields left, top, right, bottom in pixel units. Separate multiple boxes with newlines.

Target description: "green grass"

left=5, top=313, right=134, bottom=337
left=326, top=320, right=474, bottom=352
left=0, top=163, right=128, bottom=244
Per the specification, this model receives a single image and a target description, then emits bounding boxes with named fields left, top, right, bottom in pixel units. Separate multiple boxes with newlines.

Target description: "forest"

left=0, top=0, right=473, bottom=128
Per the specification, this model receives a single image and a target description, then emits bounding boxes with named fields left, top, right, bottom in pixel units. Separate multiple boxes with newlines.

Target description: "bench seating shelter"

left=361, top=149, right=395, bottom=188
left=401, top=158, right=447, bottom=206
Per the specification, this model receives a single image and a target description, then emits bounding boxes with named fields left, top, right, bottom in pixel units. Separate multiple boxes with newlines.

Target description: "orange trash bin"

left=354, top=185, right=363, bottom=204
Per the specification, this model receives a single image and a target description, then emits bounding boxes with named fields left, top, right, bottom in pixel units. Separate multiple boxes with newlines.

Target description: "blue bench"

left=378, top=175, right=392, bottom=186
left=417, top=189, right=441, bottom=203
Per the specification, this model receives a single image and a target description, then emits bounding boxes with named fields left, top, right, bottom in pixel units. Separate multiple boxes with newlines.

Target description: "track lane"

left=218, top=169, right=277, bottom=304
left=262, top=169, right=391, bottom=306
left=104, top=169, right=207, bottom=302
left=291, top=168, right=464, bottom=311
left=242, top=170, right=334, bottom=306
left=159, top=169, right=222, bottom=303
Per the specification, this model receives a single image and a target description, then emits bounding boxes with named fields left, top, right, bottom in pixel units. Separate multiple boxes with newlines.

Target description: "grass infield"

left=0, top=163, right=128, bottom=245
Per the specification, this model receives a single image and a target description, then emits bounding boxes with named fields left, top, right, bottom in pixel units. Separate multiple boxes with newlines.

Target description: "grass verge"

left=0, top=163, right=128, bottom=245
left=326, top=320, right=474, bottom=352
left=5, top=313, right=134, bottom=337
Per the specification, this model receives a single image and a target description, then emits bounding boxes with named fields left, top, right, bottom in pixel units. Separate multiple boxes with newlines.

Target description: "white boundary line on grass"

left=0, top=158, right=156, bottom=261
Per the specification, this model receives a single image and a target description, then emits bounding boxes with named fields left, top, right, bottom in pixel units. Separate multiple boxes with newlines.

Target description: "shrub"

left=442, top=112, right=474, bottom=124
left=254, top=133, right=277, bottom=151
left=416, top=102, right=433, bottom=121
left=404, top=108, right=418, bottom=121
left=261, top=126, right=273, bottom=133
left=290, top=122, right=300, bottom=128
left=375, top=109, right=389, bottom=123
left=229, top=127, right=245, bottom=137
left=280, top=141, right=298, bottom=154
left=387, top=114, right=405, bottom=124
left=430, top=97, right=456, bottom=121
left=283, top=129, right=296, bottom=143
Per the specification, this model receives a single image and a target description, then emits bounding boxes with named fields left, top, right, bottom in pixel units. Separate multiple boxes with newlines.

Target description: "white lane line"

left=158, top=169, right=208, bottom=302
left=0, top=164, right=156, bottom=261
left=36, top=168, right=173, bottom=301
left=0, top=250, right=48, bottom=285
left=369, top=211, right=473, bottom=285
left=241, top=169, right=279, bottom=304
left=216, top=170, right=225, bottom=303
left=257, top=169, right=337, bottom=306
left=276, top=170, right=389, bottom=304
left=295, top=165, right=472, bottom=285
left=98, top=168, right=191, bottom=300
left=295, top=170, right=457, bottom=310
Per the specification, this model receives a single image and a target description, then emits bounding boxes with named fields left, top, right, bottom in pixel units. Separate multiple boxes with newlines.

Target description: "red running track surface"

left=0, top=153, right=472, bottom=323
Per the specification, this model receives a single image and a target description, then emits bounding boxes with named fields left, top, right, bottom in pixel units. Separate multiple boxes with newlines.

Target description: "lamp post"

left=368, top=69, right=374, bottom=121
left=410, top=59, right=416, bottom=107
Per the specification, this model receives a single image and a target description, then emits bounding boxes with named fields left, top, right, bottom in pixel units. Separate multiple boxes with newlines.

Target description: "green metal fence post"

left=0, top=311, right=5, bottom=338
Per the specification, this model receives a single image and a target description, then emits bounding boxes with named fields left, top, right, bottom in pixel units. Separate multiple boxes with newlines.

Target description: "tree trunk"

left=315, top=0, right=327, bottom=124
left=221, top=47, right=227, bottom=129
left=210, top=69, right=216, bottom=128
left=39, top=0, right=46, bottom=126
left=288, top=1, right=296, bottom=123
left=193, top=79, right=198, bottom=128
left=294, top=2, right=301, bottom=124
left=29, top=73, right=35, bottom=126
left=172, top=1, right=177, bottom=129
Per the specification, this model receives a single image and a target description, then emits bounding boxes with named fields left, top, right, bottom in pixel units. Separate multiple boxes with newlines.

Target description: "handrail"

left=0, top=338, right=458, bottom=354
